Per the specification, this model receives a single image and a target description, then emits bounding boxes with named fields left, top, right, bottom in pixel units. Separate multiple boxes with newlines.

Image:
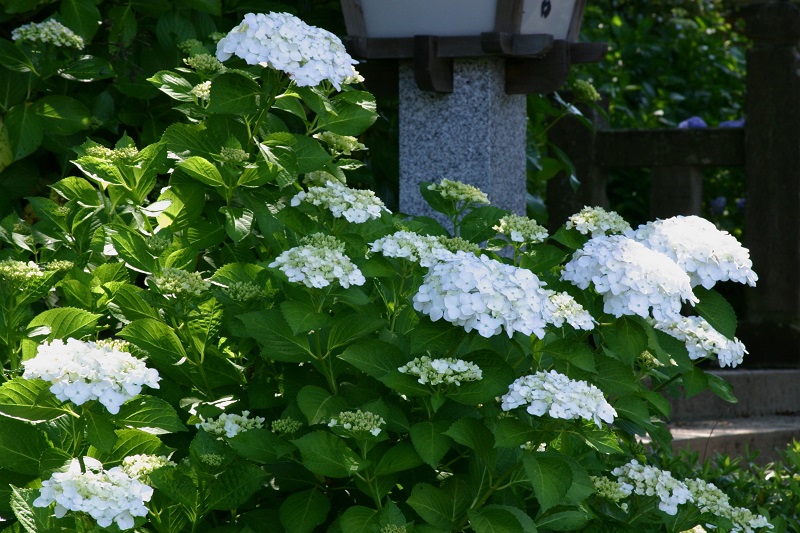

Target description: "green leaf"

left=297, top=385, right=347, bottom=425
left=375, top=442, right=424, bottom=476
left=0, top=417, right=52, bottom=475
left=5, top=103, right=43, bottom=160
left=339, top=506, right=380, bottom=533
left=60, top=55, right=115, bottom=82
left=33, top=95, right=91, bottom=135
left=613, top=395, right=657, bottom=431
left=681, top=366, right=709, bottom=398
left=109, top=225, right=157, bottom=274
left=186, top=298, right=223, bottom=356
left=210, top=262, right=266, bottom=286
left=89, top=428, right=167, bottom=466
left=469, top=506, right=533, bottom=533
left=85, top=407, right=118, bottom=453
left=461, top=206, right=508, bottom=243
left=238, top=308, right=313, bottom=363
left=406, top=483, right=459, bottom=530
left=177, top=155, right=226, bottom=187
left=106, top=282, right=160, bottom=322
left=221, top=206, right=254, bottom=243
left=327, top=313, right=387, bottom=351
left=292, top=134, right=332, bottom=173
left=209, top=72, right=261, bottom=115
left=338, top=339, right=406, bottom=379
left=26, top=306, right=101, bottom=342
left=410, top=421, right=453, bottom=467
left=542, top=338, right=596, bottom=373
left=229, top=428, right=295, bottom=464
left=258, top=142, right=298, bottom=189
left=694, top=287, right=737, bottom=339
left=279, top=488, right=331, bottom=533
left=0, top=40, right=35, bottom=72
left=292, top=431, right=364, bottom=478
left=108, top=4, right=137, bottom=48
left=10, top=486, right=70, bottom=533
left=519, top=244, right=569, bottom=274
left=579, top=425, right=624, bottom=454
left=60, top=0, right=102, bottom=40
left=409, top=320, right=462, bottom=355
left=280, top=301, right=327, bottom=335
left=325, top=91, right=378, bottom=136
left=594, top=354, right=641, bottom=396
left=522, top=452, right=572, bottom=513
left=149, top=464, right=199, bottom=508
left=443, top=417, right=495, bottom=466
left=534, top=509, right=588, bottom=531
left=602, top=317, right=648, bottom=365
left=0, top=378, right=73, bottom=423
left=707, top=373, right=737, bottom=403
left=551, top=227, right=587, bottom=250
left=493, top=418, right=538, bottom=449
left=181, top=0, right=221, bottom=15
left=207, top=461, right=269, bottom=510
left=114, top=395, right=187, bottom=434
left=419, top=181, right=457, bottom=218
left=119, top=318, right=194, bottom=386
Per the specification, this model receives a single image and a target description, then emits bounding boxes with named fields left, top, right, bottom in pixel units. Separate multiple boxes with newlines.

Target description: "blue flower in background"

left=709, top=196, right=727, bottom=215
left=678, top=116, right=708, bottom=129
left=720, top=118, right=745, bottom=128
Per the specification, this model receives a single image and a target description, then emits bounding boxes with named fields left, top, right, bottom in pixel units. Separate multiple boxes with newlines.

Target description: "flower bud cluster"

left=413, top=251, right=554, bottom=338
left=610, top=460, right=692, bottom=516
left=190, top=81, right=212, bottom=102
left=12, top=19, right=85, bottom=49
left=33, top=457, right=153, bottom=531
left=43, top=259, right=74, bottom=272
left=184, top=54, right=223, bottom=74
left=219, top=146, right=249, bottom=163
left=650, top=315, right=747, bottom=368
left=22, top=338, right=160, bottom=414
left=369, top=230, right=449, bottom=267
left=197, top=411, right=265, bottom=438
left=501, top=370, right=617, bottom=428
left=152, top=268, right=210, bottom=298
left=0, top=259, right=42, bottom=285
left=493, top=214, right=548, bottom=243
left=328, top=409, right=385, bottom=436
left=271, top=417, right=303, bottom=435
left=313, top=131, right=367, bottom=155
left=380, top=526, right=407, bottom=533
left=303, top=170, right=344, bottom=186
left=627, top=215, right=757, bottom=289
left=215, top=12, right=359, bottom=89
left=427, top=179, right=489, bottom=206
left=566, top=206, right=631, bottom=237
left=85, top=145, right=139, bottom=163
left=573, top=79, right=602, bottom=103
left=269, top=233, right=365, bottom=289
left=543, top=290, right=596, bottom=331
left=591, top=475, right=633, bottom=503
left=437, top=236, right=481, bottom=255
left=121, top=454, right=175, bottom=483
left=221, top=281, right=265, bottom=302
left=291, top=180, right=388, bottom=223
left=562, top=235, right=698, bottom=322
left=398, top=356, right=482, bottom=386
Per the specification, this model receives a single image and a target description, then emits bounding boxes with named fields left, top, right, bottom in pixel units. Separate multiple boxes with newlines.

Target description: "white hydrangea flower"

left=0, top=259, right=42, bottom=284
left=427, top=178, right=490, bottom=206
left=650, top=315, right=747, bottom=368
left=291, top=180, right=389, bottom=223
left=628, top=215, right=757, bottom=289
left=151, top=268, right=211, bottom=298
left=190, top=80, right=212, bottom=102
left=592, top=475, right=633, bottom=502
left=542, top=290, right=596, bottom=331
left=493, top=214, right=548, bottom=243
left=22, top=338, right=160, bottom=415
left=566, top=206, right=631, bottom=237
left=398, top=356, right=482, bottom=386
left=413, top=251, right=553, bottom=338
left=313, top=131, right=367, bottom=155
left=501, top=370, right=617, bottom=428
left=369, top=230, right=449, bottom=267
left=611, top=460, right=693, bottom=516
left=33, top=457, right=152, bottom=530
left=215, top=12, right=359, bottom=89
left=12, top=19, right=85, bottom=49
left=121, top=454, right=175, bottom=482
left=197, top=410, right=265, bottom=438
left=269, top=233, right=365, bottom=289
left=328, top=409, right=385, bottom=437
left=685, top=478, right=772, bottom=532
left=561, top=235, right=698, bottom=322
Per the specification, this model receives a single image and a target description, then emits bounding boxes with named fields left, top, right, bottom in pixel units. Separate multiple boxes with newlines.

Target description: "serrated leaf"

left=89, top=428, right=167, bottom=466
left=522, top=453, right=572, bottom=513
left=221, top=206, right=254, bottom=243
left=209, top=72, right=261, bottom=115
left=279, top=488, right=331, bottom=533
left=114, top=395, right=187, bottom=433
left=327, top=313, right=387, bottom=351
left=297, top=385, right=347, bottom=425
left=149, top=464, right=199, bottom=508
left=229, top=428, right=295, bottom=464
left=292, top=431, right=364, bottom=478
left=602, top=317, right=648, bottom=365
left=493, top=418, right=538, bottom=449
left=338, top=339, right=406, bottom=379
left=410, top=421, right=452, bottom=468
left=707, top=373, right=737, bottom=403
left=468, top=506, right=526, bottom=533
left=543, top=338, right=596, bottom=373
left=207, top=461, right=268, bottom=510
left=339, top=505, right=380, bottom=533
left=694, top=287, right=737, bottom=339
left=534, top=509, right=587, bottom=531
left=291, top=134, right=331, bottom=174
left=375, top=442, right=424, bottom=476
left=280, top=301, right=327, bottom=335
left=406, top=483, right=459, bottom=530
left=26, top=307, right=101, bottom=342
left=0, top=378, right=73, bottom=422
left=85, top=407, right=118, bottom=453
left=324, top=91, right=378, bottom=136
left=238, top=309, right=313, bottom=362
left=409, top=320, right=462, bottom=355
left=0, top=417, right=52, bottom=475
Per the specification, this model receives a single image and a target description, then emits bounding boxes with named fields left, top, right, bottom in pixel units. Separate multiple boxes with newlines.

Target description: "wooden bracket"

left=414, top=35, right=454, bottom=92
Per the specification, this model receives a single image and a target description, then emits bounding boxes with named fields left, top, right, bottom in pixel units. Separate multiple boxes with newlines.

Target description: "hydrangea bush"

left=0, top=11, right=773, bottom=533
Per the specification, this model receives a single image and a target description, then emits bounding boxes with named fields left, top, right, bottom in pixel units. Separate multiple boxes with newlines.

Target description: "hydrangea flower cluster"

left=291, top=180, right=388, bottom=223
left=184, top=54, right=223, bottom=74
left=427, top=178, right=490, bottom=206
left=44, top=259, right=74, bottom=272
left=313, top=131, right=367, bottom=155
left=219, top=146, right=249, bottom=164
left=33, top=457, right=153, bottom=530
left=562, top=235, right=698, bottom=321
left=650, top=315, right=747, bottom=368
left=151, top=268, right=211, bottom=298
left=591, top=475, right=633, bottom=506
left=190, top=81, right=212, bottom=102
left=328, top=409, right=385, bottom=436
left=215, top=12, right=359, bottom=89
left=22, top=338, right=160, bottom=414
left=221, top=281, right=265, bottom=302
left=493, top=214, right=549, bottom=243
left=0, top=259, right=42, bottom=284
left=413, top=251, right=553, bottom=338
left=369, top=230, right=449, bottom=267
left=543, top=290, right=596, bottom=331
left=196, top=411, right=266, bottom=438
left=610, top=460, right=693, bottom=516
left=398, top=356, right=483, bottom=386
left=85, top=144, right=139, bottom=163
left=269, top=233, right=365, bottom=289
left=121, top=454, right=175, bottom=483
left=271, top=417, right=303, bottom=435
left=437, top=236, right=481, bottom=255
left=566, top=206, right=631, bottom=237
left=303, top=169, right=343, bottom=186
left=501, top=370, right=617, bottom=428
left=627, top=215, right=758, bottom=289
left=11, top=19, right=85, bottom=49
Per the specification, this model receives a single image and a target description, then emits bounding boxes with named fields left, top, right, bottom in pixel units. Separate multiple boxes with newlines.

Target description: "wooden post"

left=737, top=1, right=800, bottom=364
left=649, top=166, right=703, bottom=219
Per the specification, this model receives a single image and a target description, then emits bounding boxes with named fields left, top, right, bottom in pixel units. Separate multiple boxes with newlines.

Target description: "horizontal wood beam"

left=345, top=33, right=554, bottom=59
left=594, top=127, right=745, bottom=168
